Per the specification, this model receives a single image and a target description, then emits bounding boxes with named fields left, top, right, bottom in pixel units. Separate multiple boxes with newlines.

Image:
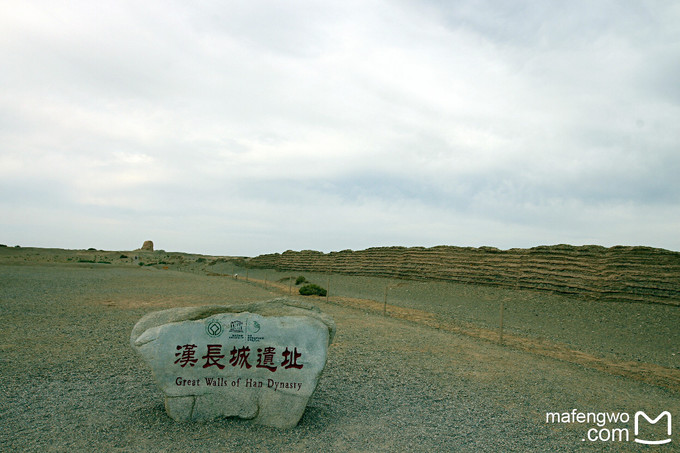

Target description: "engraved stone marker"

left=130, top=299, right=335, bottom=428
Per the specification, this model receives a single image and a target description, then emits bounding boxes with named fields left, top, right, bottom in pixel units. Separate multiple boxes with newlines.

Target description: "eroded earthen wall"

left=246, top=245, right=680, bottom=306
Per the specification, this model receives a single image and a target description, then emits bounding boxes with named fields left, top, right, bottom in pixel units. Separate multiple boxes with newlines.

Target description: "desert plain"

left=0, top=245, right=679, bottom=452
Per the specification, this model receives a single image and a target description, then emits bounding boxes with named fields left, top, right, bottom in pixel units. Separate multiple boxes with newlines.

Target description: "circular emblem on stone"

left=205, top=320, right=223, bottom=337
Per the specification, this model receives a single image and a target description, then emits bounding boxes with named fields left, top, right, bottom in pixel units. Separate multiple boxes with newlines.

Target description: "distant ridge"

left=247, top=245, right=680, bottom=306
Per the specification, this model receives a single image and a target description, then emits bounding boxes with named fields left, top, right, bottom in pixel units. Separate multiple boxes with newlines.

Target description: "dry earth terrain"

left=247, top=245, right=680, bottom=306
left=0, top=246, right=679, bottom=452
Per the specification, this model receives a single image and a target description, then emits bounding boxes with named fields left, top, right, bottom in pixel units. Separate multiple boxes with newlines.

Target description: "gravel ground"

left=1, top=263, right=679, bottom=452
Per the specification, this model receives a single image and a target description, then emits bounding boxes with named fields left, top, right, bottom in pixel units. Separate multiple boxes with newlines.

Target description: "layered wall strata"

left=246, top=245, right=680, bottom=306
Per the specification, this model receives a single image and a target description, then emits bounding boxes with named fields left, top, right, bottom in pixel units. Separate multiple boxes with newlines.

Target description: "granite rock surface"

left=131, top=298, right=335, bottom=428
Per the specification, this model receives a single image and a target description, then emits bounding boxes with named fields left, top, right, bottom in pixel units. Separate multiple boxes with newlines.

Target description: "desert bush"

left=295, top=276, right=307, bottom=285
left=196, top=257, right=206, bottom=263
left=299, top=284, right=326, bottom=297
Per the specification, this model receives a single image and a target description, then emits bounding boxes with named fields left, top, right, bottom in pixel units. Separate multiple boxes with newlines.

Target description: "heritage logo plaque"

left=131, top=299, right=335, bottom=428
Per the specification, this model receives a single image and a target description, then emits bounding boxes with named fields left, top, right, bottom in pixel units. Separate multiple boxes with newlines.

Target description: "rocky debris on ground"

left=130, top=298, right=335, bottom=428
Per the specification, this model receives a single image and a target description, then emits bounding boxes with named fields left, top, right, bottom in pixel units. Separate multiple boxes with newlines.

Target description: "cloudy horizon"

left=2, top=1, right=679, bottom=256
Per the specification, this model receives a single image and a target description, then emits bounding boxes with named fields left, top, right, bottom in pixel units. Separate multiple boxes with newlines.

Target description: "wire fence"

left=204, top=260, right=679, bottom=371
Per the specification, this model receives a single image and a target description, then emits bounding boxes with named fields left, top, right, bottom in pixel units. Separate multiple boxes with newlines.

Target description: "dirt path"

left=1, top=263, right=678, bottom=451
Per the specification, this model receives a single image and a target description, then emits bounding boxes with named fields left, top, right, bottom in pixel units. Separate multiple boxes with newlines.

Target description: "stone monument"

left=130, top=298, right=335, bottom=428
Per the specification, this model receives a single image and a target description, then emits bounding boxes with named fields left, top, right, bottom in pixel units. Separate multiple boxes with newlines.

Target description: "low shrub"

left=295, top=276, right=307, bottom=285
left=299, top=284, right=327, bottom=297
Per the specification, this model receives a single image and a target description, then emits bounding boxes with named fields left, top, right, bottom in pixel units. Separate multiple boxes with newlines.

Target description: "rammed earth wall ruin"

left=246, top=245, right=680, bottom=306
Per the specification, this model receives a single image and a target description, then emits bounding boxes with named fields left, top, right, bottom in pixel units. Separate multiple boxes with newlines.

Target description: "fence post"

left=326, top=267, right=331, bottom=302
left=383, top=285, right=388, bottom=316
left=499, top=299, right=504, bottom=345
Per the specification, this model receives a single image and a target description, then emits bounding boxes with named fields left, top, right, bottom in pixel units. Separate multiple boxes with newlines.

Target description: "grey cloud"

left=414, top=0, right=662, bottom=50
left=2, top=0, right=680, bottom=254
left=185, top=2, right=339, bottom=58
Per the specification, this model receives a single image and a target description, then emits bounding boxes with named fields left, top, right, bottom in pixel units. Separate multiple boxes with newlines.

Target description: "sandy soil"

left=1, top=250, right=679, bottom=451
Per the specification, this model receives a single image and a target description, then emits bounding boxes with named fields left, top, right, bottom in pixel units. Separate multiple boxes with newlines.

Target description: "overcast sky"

left=2, top=1, right=679, bottom=256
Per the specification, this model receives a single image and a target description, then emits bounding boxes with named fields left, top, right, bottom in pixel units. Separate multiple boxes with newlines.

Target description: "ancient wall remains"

left=246, top=245, right=680, bottom=306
